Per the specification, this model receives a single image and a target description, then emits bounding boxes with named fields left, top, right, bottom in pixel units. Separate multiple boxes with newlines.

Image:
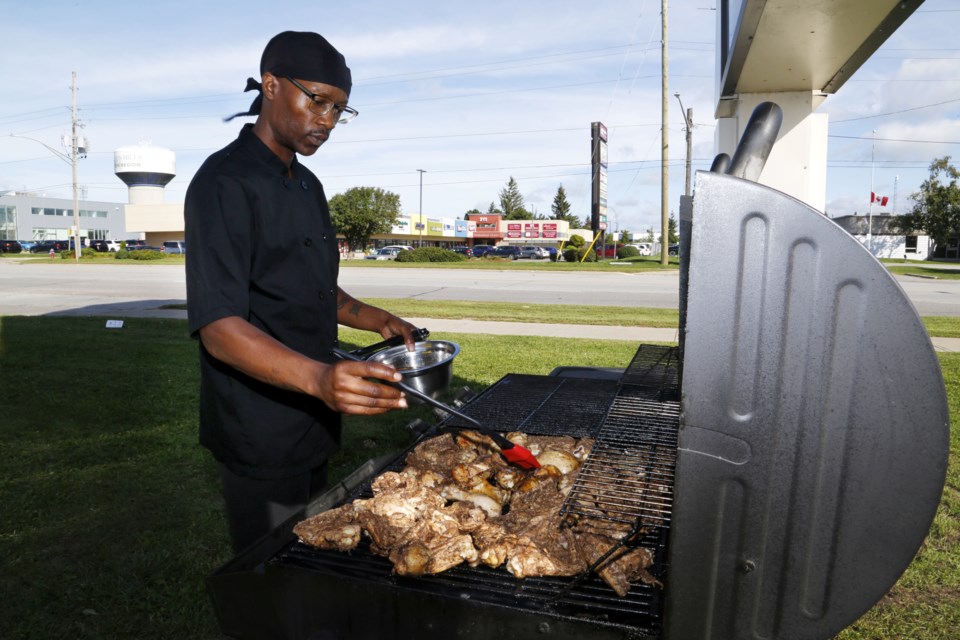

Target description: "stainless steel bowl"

left=365, top=340, right=460, bottom=399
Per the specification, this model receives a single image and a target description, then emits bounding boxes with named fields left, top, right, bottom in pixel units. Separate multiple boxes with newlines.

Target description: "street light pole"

left=675, top=93, right=693, bottom=198
left=417, top=169, right=426, bottom=248
left=9, top=73, right=84, bottom=262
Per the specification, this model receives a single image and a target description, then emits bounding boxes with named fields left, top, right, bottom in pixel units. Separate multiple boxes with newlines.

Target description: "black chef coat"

left=185, top=123, right=342, bottom=479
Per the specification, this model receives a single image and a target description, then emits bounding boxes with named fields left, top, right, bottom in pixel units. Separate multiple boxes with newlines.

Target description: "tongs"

left=331, top=347, right=541, bottom=470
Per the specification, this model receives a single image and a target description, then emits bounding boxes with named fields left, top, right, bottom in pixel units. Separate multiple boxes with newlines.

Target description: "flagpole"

left=868, top=129, right=876, bottom=255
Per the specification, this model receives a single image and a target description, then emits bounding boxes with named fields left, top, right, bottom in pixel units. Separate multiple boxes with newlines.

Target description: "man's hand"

left=336, top=287, right=419, bottom=351
left=378, top=315, right=419, bottom=351
left=314, top=359, right=408, bottom=415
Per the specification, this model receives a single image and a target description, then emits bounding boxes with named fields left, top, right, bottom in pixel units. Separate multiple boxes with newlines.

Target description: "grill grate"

left=620, top=344, right=681, bottom=401
left=560, top=389, right=679, bottom=528
left=561, top=345, right=680, bottom=529
left=440, top=374, right=620, bottom=438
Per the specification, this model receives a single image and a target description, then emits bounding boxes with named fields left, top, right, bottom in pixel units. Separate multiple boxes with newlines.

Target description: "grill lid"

left=665, top=170, right=950, bottom=639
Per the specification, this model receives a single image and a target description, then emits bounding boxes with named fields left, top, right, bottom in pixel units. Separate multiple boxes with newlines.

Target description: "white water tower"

left=114, top=143, right=176, bottom=204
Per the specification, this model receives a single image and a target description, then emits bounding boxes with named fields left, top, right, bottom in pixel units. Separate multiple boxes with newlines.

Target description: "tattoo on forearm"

left=349, top=302, right=363, bottom=317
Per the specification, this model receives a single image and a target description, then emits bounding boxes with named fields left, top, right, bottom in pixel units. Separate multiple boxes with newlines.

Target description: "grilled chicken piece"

left=293, top=501, right=365, bottom=551
left=388, top=503, right=485, bottom=576
left=472, top=462, right=587, bottom=577
left=440, top=485, right=503, bottom=517
left=574, top=532, right=659, bottom=596
left=405, top=432, right=480, bottom=473
left=360, top=483, right=446, bottom=552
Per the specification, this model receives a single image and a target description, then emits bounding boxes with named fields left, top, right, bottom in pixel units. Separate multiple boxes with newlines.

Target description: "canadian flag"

left=871, top=192, right=889, bottom=207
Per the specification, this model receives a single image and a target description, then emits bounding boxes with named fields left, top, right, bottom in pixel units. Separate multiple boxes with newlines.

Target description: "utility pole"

left=417, top=169, right=426, bottom=247
left=675, top=93, right=693, bottom=197
left=660, top=0, right=669, bottom=265
left=867, top=129, right=876, bottom=255
left=71, top=72, right=80, bottom=262
left=9, top=72, right=85, bottom=261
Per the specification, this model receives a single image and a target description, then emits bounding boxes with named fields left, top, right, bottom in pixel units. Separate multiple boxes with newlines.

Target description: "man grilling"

left=185, top=31, right=417, bottom=553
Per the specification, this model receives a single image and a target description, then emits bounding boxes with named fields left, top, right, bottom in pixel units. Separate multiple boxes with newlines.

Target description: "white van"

left=627, top=243, right=653, bottom=256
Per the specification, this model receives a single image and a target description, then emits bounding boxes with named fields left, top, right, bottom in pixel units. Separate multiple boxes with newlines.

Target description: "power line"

left=830, top=96, right=960, bottom=122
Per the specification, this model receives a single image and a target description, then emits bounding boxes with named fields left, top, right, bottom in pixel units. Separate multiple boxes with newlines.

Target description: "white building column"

left=716, top=91, right=829, bottom=214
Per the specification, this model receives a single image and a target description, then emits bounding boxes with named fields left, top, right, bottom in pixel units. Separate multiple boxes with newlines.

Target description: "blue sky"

left=2, top=0, right=958, bottom=236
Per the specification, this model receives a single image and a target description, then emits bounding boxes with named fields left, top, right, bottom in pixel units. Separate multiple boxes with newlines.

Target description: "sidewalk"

left=85, top=307, right=960, bottom=353
left=402, top=317, right=960, bottom=353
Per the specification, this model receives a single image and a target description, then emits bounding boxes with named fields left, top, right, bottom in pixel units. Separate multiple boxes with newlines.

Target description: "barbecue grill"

left=207, top=103, right=949, bottom=640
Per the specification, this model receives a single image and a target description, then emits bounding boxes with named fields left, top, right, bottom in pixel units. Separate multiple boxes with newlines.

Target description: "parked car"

left=0, top=239, right=23, bottom=254
left=30, top=240, right=69, bottom=253
left=121, top=239, right=146, bottom=251
left=365, top=248, right=402, bottom=261
left=471, top=245, right=496, bottom=258
left=381, top=245, right=414, bottom=253
left=89, top=239, right=121, bottom=253
left=493, top=245, right=522, bottom=260
left=18, top=240, right=37, bottom=252
left=668, top=244, right=680, bottom=256
left=627, top=243, right=653, bottom=256
left=451, top=245, right=472, bottom=257
left=518, top=246, right=549, bottom=259
left=162, top=241, right=186, bottom=255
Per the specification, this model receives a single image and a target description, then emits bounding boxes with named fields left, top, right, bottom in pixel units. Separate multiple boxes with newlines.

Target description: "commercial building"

left=0, top=193, right=128, bottom=243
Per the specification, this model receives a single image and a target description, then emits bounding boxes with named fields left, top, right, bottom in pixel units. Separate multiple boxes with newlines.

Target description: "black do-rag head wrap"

left=225, top=31, right=352, bottom=122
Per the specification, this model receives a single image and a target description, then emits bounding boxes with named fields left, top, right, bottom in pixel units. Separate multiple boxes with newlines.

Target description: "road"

left=0, top=259, right=958, bottom=317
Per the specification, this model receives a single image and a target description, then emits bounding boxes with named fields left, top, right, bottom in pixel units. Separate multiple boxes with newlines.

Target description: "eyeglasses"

left=284, top=77, right=358, bottom=124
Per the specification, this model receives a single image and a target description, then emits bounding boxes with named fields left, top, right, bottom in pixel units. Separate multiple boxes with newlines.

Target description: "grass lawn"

left=887, top=265, right=960, bottom=280
left=343, top=255, right=681, bottom=272
left=1, top=316, right=957, bottom=639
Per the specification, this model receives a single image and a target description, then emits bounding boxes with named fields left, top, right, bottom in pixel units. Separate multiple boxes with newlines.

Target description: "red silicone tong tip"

left=500, top=444, right=541, bottom=470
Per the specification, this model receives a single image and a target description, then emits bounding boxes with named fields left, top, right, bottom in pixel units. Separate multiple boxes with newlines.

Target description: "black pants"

left=218, top=462, right=328, bottom=554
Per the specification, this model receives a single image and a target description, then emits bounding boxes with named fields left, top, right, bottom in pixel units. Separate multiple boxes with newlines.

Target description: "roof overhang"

left=717, top=0, right=925, bottom=117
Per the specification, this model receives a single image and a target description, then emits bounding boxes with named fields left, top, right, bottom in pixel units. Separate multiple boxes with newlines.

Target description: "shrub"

left=59, top=248, right=97, bottom=259
left=567, top=235, right=586, bottom=248
left=394, top=247, right=466, bottom=263
left=617, top=245, right=640, bottom=259
left=563, top=247, right=596, bottom=262
left=116, top=249, right=164, bottom=260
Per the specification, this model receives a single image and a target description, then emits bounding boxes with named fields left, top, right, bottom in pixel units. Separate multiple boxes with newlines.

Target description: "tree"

left=486, top=201, right=502, bottom=215
left=552, top=184, right=571, bottom=218
left=550, top=184, right=583, bottom=227
left=499, top=177, right=532, bottom=220
left=328, top=187, right=401, bottom=251
left=619, top=229, right=633, bottom=244
left=893, top=156, right=960, bottom=246
left=668, top=213, right=680, bottom=244
left=463, top=208, right=482, bottom=218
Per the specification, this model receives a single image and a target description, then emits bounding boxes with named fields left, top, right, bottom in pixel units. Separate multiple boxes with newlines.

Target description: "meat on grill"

left=293, top=431, right=658, bottom=594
